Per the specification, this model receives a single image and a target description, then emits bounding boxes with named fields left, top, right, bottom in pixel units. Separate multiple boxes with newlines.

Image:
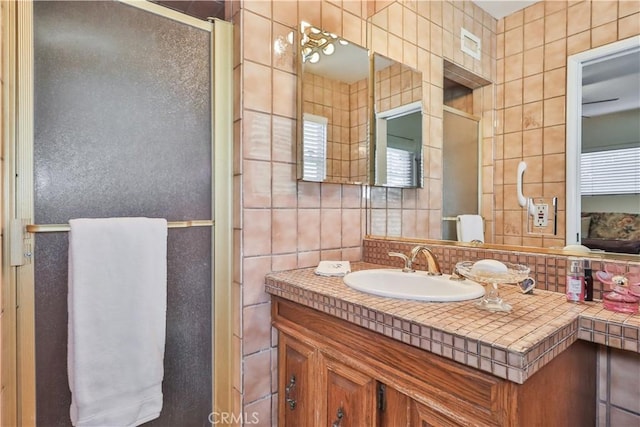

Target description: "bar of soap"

left=471, top=259, right=508, bottom=274
left=562, top=244, right=591, bottom=253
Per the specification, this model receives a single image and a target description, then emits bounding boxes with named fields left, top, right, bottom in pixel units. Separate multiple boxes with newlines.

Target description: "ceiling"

left=304, top=40, right=370, bottom=84
left=582, top=49, right=640, bottom=117
left=471, top=0, right=539, bottom=19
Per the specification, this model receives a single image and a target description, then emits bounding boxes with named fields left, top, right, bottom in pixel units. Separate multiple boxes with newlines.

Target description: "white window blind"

left=581, top=146, right=640, bottom=195
left=386, top=147, right=415, bottom=187
left=302, top=113, right=328, bottom=182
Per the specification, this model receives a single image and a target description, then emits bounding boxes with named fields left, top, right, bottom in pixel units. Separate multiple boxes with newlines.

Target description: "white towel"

left=456, top=214, right=484, bottom=243
left=68, top=218, right=167, bottom=426
left=315, top=261, right=351, bottom=277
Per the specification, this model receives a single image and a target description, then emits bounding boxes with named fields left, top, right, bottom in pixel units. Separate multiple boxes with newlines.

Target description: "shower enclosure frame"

left=1, top=1, right=234, bottom=425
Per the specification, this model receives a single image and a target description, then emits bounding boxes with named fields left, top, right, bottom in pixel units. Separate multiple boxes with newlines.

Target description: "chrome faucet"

left=388, top=245, right=442, bottom=275
left=409, top=245, right=442, bottom=276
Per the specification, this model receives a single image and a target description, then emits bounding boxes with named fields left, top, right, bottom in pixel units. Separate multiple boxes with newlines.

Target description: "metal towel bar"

left=25, top=219, right=214, bottom=233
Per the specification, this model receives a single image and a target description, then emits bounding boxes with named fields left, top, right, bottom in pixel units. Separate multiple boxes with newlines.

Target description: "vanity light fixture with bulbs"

left=300, top=21, right=348, bottom=64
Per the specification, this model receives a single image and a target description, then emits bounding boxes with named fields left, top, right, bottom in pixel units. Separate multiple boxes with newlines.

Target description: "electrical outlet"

left=534, top=204, right=549, bottom=227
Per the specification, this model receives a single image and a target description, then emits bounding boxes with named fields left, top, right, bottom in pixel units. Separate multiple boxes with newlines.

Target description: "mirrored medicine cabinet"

left=372, top=53, right=424, bottom=188
left=297, top=23, right=370, bottom=185
left=297, top=23, right=424, bottom=188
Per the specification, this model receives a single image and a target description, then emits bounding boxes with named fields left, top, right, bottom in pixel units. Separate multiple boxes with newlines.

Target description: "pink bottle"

left=566, top=258, right=585, bottom=303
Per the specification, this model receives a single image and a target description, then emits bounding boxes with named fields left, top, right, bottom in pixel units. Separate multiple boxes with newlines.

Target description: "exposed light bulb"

left=309, top=52, right=320, bottom=63
left=339, top=39, right=349, bottom=45
left=322, top=43, right=335, bottom=55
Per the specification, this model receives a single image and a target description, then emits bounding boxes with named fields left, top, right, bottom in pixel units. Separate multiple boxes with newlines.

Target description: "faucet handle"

left=388, top=252, right=414, bottom=273
left=449, top=266, right=465, bottom=281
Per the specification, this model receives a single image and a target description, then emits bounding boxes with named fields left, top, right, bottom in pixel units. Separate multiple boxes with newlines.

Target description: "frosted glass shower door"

left=33, top=2, right=213, bottom=426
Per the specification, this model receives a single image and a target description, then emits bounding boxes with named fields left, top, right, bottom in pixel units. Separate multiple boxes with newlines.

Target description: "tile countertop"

left=265, top=262, right=640, bottom=385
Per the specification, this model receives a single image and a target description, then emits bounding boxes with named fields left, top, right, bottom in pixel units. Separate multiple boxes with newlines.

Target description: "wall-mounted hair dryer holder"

left=517, top=161, right=558, bottom=236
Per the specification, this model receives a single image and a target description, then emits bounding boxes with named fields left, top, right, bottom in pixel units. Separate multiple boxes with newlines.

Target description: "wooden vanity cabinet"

left=273, top=297, right=596, bottom=427
left=278, top=333, right=378, bottom=427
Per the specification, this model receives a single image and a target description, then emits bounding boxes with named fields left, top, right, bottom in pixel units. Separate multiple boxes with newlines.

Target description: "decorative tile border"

left=266, top=257, right=639, bottom=385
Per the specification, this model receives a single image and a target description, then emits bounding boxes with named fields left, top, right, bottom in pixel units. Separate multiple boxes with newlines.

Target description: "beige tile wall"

left=494, top=0, right=640, bottom=249
left=374, top=61, right=422, bottom=112
left=444, top=83, right=473, bottom=113
left=229, top=0, right=372, bottom=423
left=349, top=77, right=369, bottom=182
left=231, top=0, right=640, bottom=424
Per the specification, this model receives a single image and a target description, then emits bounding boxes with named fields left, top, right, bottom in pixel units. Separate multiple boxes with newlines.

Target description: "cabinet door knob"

left=332, top=407, right=344, bottom=427
left=285, top=374, right=297, bottom=410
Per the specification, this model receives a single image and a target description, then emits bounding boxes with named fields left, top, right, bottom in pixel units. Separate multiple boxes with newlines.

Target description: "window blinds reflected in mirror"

left=302, top=113, right=328, bottom=182
left=581, top=146, right=640, bottom=195
left=386, top=147, right=417, bottom=187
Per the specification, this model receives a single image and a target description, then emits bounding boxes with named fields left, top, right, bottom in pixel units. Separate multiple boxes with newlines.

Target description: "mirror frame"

left=373, top=101, right=424, bottom=187
left=566, top=35, right=640, bottom=245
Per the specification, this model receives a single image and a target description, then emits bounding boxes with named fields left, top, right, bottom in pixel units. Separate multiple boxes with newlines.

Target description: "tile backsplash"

left=363, top=237, right=640, bottom=300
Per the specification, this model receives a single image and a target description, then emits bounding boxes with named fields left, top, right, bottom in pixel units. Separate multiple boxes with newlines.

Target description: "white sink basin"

left=343, top=269, right=485, bottom=302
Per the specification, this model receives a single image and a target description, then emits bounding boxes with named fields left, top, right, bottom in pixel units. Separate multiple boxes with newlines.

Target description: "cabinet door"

left=322, top=356, right=377, bottom=427
left=278, top=334, right=315, bottom=427
left=378, top=384, right=409, bottom=427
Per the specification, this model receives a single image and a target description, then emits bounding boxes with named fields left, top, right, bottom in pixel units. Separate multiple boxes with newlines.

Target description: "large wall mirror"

left=372, top=53, right=424, bottom=188
left=566, top=36, right=640, bottom=256
left=298, top=22, right=370, bottom=184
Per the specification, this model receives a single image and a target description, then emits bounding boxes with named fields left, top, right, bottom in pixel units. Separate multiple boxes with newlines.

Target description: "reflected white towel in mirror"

left=456, top=215, right=484, bottom=243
